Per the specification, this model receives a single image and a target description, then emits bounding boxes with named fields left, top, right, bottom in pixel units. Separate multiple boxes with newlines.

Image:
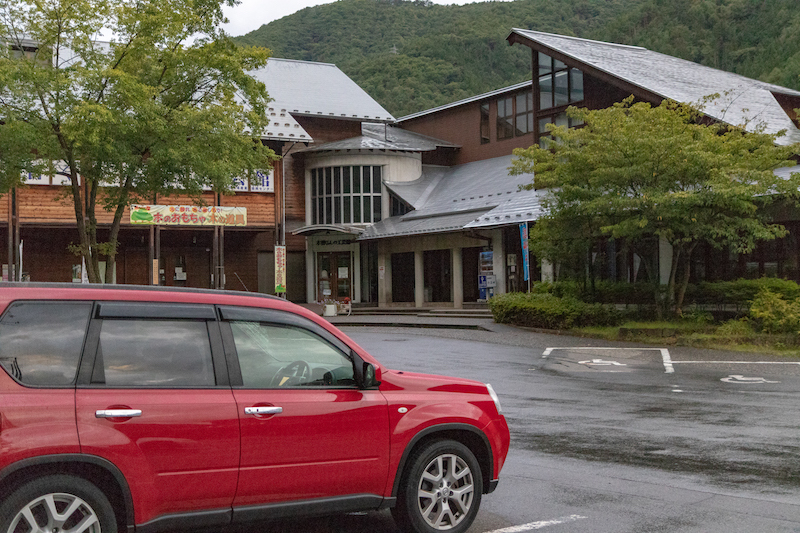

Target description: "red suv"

left=0, top=284, right=509, bottom=533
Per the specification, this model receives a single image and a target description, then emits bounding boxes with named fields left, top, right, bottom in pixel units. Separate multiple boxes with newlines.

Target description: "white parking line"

left=672, top=361, right=800, bottom=365
left=484, top=514, right=587, bottom=533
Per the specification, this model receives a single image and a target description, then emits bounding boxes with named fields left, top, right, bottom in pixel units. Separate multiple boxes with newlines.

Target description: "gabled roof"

left=508, top=29, right=800, bottom=146
left=360, top=155, right=541, bottom=240
left=301, top=123, right=460, bottom=153
left=248, top=58, right=395, bottom=143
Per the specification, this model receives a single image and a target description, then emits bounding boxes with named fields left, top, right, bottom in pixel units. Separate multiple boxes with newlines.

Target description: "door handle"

left=244, top=406, right=283, bottom=415
left=95, top=409, right=142, bottom=418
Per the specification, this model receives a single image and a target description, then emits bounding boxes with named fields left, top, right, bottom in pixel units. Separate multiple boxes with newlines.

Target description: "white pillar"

left=414, top=249, right=424, bottom=308
left=453, top=247, right=463, bottom=308
left=305, top=246, right=315, bottom=303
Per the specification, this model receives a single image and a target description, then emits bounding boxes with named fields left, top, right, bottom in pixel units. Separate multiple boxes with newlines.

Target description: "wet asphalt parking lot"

left=186, top=323, right=800, bottom=533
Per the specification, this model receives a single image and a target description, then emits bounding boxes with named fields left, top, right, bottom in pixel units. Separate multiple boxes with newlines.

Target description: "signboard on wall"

left=275, top=245, right=287, bottom=294
left=130, top=205, right=247, bottom=226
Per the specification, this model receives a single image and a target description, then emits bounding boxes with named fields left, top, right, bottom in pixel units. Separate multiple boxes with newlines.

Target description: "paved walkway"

left=324, top=313, right=544, bottom=337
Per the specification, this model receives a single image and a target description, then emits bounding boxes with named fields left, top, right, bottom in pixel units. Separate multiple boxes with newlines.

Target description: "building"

left=1, top=58, right=394, bottom=300
left=295, top=30, right=800, bottom=306
left=6, top=33, right=799, bottom=302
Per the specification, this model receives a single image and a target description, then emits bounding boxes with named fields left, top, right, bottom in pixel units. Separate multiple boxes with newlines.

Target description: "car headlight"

left=485, top=383, right=502, bottom=413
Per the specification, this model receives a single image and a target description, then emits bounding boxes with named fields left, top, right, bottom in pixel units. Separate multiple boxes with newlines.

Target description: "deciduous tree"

left=510, top=97, right=800, bottom=316
left=0, top=0, right=276, bottom=282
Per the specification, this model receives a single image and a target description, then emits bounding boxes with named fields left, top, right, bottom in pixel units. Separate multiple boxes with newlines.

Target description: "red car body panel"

left=232, top=388, right=390, bottom=506
left=376, top=370, right=510, bottom=496
left=0, top=378, right=81, bottom=466
left=76, top=388, right=241, bottom=524
left=0, top=284, right=510, bottom=531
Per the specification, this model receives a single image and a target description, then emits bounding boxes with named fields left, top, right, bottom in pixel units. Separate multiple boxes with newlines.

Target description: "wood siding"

left=1, top=187, right=277, bottom=228
left=401, top=101, right=536, bottom=165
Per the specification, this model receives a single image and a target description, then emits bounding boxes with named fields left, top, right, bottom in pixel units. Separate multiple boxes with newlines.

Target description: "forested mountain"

left=235, top=0, right=800, bottom=118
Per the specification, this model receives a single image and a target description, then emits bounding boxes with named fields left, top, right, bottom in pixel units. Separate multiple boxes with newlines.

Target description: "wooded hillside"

left=235, top=0, right=800, bottom=118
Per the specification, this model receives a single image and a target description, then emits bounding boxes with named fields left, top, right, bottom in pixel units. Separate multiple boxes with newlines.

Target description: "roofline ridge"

left=266, top=57, right=338, bottom=68
left=511, top=28, right=646, bottom=51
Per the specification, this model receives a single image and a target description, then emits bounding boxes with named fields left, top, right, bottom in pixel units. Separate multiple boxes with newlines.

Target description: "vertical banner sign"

left=275, top=246, right=287, bottom=294
left=520, top=222, right=530, bottom=282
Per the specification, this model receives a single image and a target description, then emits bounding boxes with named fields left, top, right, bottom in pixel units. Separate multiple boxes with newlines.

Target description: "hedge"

left=488, top=292, right=622, bottom=330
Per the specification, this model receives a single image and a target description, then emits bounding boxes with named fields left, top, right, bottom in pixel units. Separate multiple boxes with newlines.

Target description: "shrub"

left=748, top=289, right=800, bottom=335
left=715, top=318, right=755, bottom=338
left=488, top=292, right=621, bottom=329
left=697, top=278, right=800, bottom=312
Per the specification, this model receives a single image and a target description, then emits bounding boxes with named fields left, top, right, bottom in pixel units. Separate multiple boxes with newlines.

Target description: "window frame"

left=217, top=306, right=356, bottom=389
left=77, top=302, right=228, bottom=389
left=0, top=300, right=93, bottom=388
left=311, top=165, right=383, bottom=225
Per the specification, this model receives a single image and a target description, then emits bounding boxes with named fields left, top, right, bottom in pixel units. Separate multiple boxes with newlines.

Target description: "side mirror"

left=351, top=350, right=380, bottom=389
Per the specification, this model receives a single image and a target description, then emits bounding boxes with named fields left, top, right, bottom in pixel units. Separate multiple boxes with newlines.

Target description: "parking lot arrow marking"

left=579, top=359, right=627, bottom=366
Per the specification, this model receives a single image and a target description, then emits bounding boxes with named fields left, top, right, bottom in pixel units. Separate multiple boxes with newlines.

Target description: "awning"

left=293, top=224, right=366, bottom=236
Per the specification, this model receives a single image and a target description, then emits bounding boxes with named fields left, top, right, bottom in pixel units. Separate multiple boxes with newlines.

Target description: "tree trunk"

left=68, top=163, right=100, bottom=283
left=674, top=242, right=698, bottom=317
left=637, top=244, right=663, bottom=320
left=667, top=245, right=682, bottom=316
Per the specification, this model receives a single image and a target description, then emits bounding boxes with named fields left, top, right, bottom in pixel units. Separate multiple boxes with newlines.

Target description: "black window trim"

left=78, top=302, right=226, bottom=389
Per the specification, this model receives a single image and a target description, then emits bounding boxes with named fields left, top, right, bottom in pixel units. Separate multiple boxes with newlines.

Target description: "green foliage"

left=233, top=0, right=800, bottom=116
left=715, top=318, right=755, bottom=338
left=749, top=289, right=800, bottom=335
left=488, top=292, right=621, bottom=329
left=697, top=278, right=800, bottom=311
left=0, top=0, right=277, bottom=282
left=511, top=98, right=800, bottom=316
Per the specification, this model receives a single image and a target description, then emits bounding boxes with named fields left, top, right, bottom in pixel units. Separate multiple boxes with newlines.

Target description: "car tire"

left=392, top=439, right=483, bottom=533
left=0, top=474, right=117, bottom=533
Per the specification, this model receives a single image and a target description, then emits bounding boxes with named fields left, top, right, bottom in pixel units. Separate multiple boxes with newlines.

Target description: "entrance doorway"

left=317, top=252, right=352, bottom=301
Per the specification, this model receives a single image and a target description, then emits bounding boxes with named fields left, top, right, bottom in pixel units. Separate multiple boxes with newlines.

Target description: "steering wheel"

left=270, top=360, right=311, bottom=387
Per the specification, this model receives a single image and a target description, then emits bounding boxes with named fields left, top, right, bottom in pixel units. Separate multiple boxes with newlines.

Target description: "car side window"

left=0, top=301, right=92, bottom=386
left=95, top=319, right=215, bottom=387
left=229, top=321, right=355, bottom=388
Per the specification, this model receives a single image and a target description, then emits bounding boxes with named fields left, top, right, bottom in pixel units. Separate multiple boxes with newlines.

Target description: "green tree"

left=510, top=97, right=800, bottom=316
left=0, top=0, right=276, bottom=283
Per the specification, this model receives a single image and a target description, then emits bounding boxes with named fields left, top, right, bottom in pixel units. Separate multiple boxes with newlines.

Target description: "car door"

left=218, top=306, right=390, bottom=513
left=75, top=302, right=240, bottom=527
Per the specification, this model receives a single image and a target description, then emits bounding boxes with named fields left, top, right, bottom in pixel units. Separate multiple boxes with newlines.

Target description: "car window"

left=96, top=319, right=215, bottom=387
left=0, top=301, right=92, bottom=386
left=229, top=321, right=355, bottom=388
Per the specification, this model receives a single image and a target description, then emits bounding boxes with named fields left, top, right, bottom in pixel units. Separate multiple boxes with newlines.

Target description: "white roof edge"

left=510, top=28, right=647, bottom=51
left=266, top=57, right=338, bottom=68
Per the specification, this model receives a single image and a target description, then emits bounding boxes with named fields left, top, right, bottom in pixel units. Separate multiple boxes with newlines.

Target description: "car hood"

left=379, top=369, right=489, bottom=395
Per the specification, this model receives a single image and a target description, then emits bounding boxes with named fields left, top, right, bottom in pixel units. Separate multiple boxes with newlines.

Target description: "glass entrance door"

left=317, top=252, right=351, bottom=301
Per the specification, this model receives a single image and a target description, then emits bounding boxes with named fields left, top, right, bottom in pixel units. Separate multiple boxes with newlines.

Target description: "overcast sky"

left=222, top=0, right=499, bottom=37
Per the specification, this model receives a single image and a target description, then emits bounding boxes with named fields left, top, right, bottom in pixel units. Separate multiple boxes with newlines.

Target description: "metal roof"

left=249, top=59, right=395, bottom=143
left=508, top=29, right=800, bottom=146
left=302, top=123, right=460, bottom=153
left=359, top=155, right=539, bottom=240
